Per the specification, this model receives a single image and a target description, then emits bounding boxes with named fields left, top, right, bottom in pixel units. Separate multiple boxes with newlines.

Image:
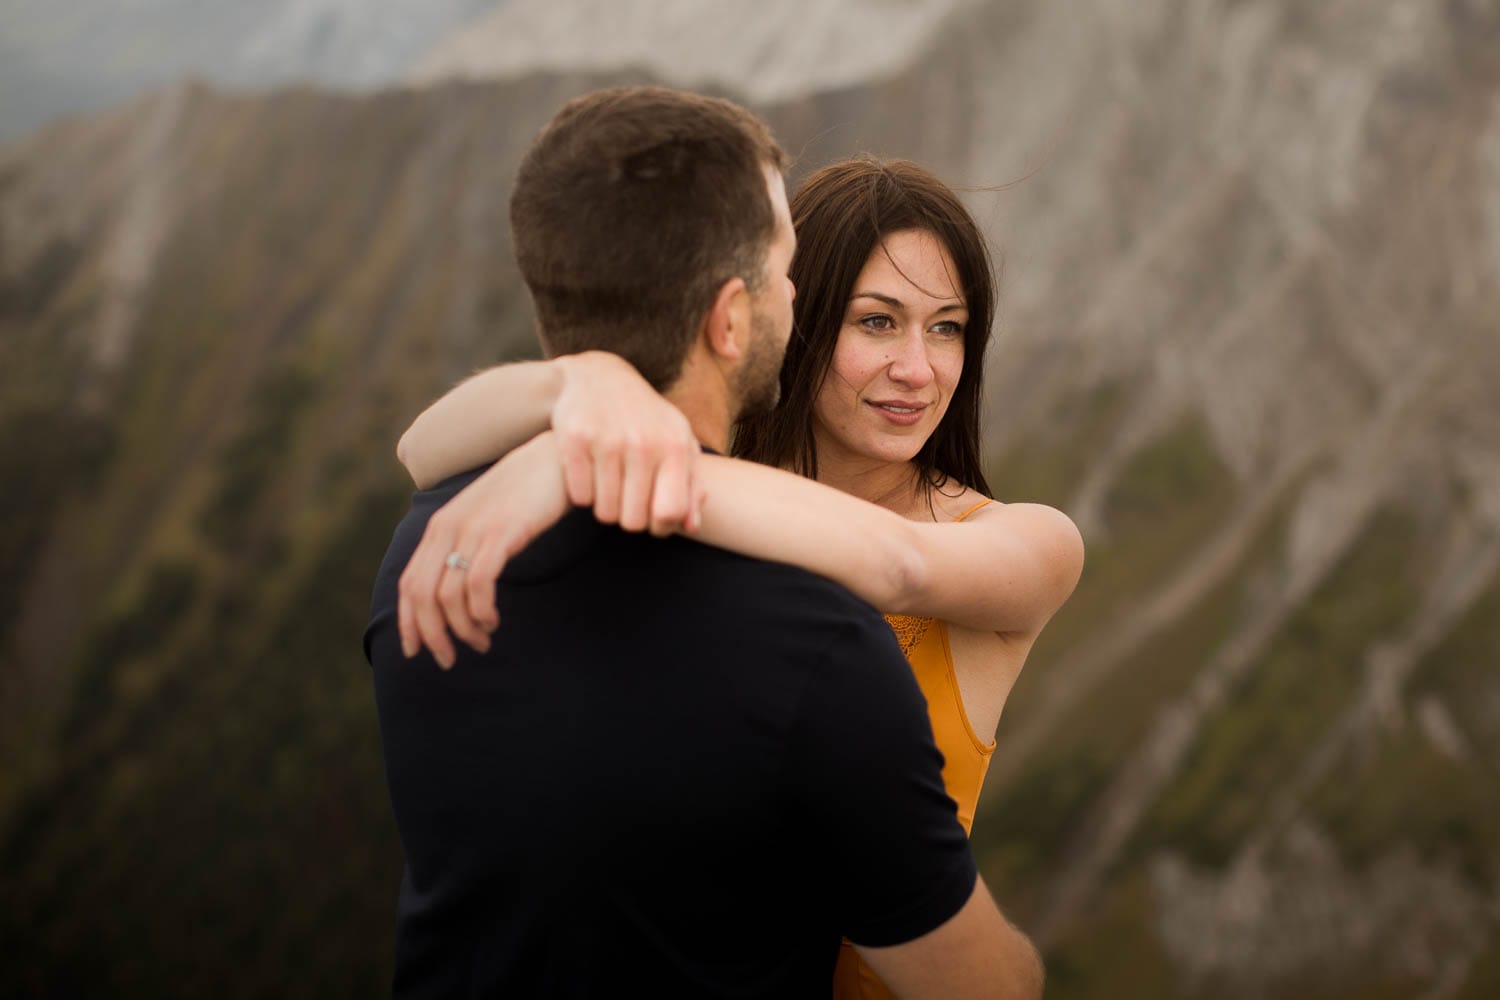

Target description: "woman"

left=396, top=157, right=1083, bottom=999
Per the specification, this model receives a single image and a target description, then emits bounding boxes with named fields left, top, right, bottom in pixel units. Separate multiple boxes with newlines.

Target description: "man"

left=364, top=86, right=1042, bottom=998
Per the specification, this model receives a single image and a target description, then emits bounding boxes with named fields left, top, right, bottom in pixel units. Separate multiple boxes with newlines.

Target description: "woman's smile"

left=867, top=399, right=930, bottom=425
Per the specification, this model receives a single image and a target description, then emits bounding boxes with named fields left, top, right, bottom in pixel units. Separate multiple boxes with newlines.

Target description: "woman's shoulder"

left=935, top=486, right=1084, bottom=570
left=932, top=486, right=1086, bottom=630
left=935, top=485, right=1075, bottom=529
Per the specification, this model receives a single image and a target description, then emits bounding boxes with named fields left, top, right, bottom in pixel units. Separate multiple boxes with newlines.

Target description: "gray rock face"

left=408, top=0, right=971, bottom=103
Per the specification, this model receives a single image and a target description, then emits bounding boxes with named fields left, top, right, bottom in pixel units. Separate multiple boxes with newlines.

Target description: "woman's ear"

left=703, top=276, right=752, bottom=362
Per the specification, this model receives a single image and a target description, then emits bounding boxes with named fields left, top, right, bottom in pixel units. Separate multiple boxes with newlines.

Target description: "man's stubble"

left=733, top=307, right=787, bottom=421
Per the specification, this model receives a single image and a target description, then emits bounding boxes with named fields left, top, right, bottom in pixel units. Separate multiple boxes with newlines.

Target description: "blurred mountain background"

left=2, top=0, right=1498, bottom=996
left=0, top=0, right=501, bottom=141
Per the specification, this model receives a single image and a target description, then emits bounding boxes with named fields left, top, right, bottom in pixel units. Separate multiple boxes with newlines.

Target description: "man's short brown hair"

left=510, top=86, right=788, bottom=390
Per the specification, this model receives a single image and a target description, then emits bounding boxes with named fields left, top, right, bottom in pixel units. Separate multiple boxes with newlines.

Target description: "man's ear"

left=703, top=276, right=752, bottom=362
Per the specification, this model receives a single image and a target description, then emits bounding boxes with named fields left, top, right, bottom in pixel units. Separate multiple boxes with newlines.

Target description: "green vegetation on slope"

left=987, top=380, right=1130, bottom=510
left=1042, top=871, right=1178, bottom=1000
left=1303, top=569, right=1500, bottom=886
left=0, top=408, right=115, bottom=643
left=1140, top=509, right=1423, bottom=868
left=1455, top=925, right=1500, bottom=1000
left=978, top=414, right=1250, bottom=921
left=980, top=747, right=1115, bottom=918
left=1309, top=725, right=1500, bottom=885
left=0, top=481, right=408, bottom=998
left=200, top=366, right=319, bottom=551
left=1410, top=571, right=1500, bottom=772
left=1018, top=412, right=1239, bottom=684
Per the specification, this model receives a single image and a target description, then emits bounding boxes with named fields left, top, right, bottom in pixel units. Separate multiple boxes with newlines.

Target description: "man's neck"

left=663, top=381, right=732, bottom=453
left=663, top=350, right=735, bottom=453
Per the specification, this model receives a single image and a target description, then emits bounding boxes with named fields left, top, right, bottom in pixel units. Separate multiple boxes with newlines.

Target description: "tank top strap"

left=953, top=498, right=995, bottom=523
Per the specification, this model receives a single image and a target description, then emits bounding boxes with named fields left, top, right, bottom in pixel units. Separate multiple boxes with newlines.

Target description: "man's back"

left=365, top=470, right=978, bottom=997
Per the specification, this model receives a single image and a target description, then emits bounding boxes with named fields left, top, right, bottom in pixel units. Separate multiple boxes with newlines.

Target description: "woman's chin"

left=816, top=418, right=933, bottom=469
left=852, top=433, right=927, bottom=467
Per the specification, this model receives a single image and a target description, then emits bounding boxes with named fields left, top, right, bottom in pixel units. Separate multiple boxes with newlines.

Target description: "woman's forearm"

left=398, top=361, right=564, bottom=489
left=694, top=455, right=927, bottom=612
left=693, top=457, right=1083, bottom=633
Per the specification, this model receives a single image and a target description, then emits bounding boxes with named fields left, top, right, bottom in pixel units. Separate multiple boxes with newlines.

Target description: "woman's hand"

left=552, top=352, right=705, bottom=535
left=397, top=433, right=569, bottom=668
left=395, top=352, right=707, bottom=666
left=396, top=352, right=707, bottom=513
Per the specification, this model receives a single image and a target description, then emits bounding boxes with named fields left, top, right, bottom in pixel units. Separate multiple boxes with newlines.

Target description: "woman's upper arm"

left=901, top=503, right=1085, bottom=635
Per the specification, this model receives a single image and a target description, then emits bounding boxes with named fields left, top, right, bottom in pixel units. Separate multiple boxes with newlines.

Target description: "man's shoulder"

left=694, top=550, right=915, bottom=702
left=385, top=466, right=490, bottom=557
left=557, top=527, right=901, bottom=667
left=677, top=537, right=890, bottom=629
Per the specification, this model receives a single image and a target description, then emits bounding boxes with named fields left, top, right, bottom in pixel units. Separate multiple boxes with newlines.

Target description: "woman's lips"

left=867, top=400, right=928, bottom=426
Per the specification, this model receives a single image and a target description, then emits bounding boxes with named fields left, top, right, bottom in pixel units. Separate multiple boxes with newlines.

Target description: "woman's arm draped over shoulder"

left=692, top=457, right=1084, bottom=636
left=401, top=443, right=1084, bottom=662
left=399, top=351, right=704, bottom=535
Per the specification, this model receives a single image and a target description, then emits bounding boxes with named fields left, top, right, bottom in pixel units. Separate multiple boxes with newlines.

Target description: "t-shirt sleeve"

left=787, top=612, right=979, bottom=948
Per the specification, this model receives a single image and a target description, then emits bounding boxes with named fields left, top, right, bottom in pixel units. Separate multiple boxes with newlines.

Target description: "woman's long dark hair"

left=733, top=157, right=995, bottom=497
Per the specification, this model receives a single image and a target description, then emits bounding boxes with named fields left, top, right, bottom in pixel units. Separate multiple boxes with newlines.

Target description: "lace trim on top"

left=881, top=499, right=992, bottom=654
left=884, top=613, right=935, bottom=655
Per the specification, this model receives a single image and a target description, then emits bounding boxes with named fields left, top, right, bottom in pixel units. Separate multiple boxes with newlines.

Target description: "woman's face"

left=811, top=229, right=967, bottom=470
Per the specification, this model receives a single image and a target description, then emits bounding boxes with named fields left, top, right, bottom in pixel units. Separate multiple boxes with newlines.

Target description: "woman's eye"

left=858, top=314, right=895, bottom=331
left=932, top=321, right=966, bottom=337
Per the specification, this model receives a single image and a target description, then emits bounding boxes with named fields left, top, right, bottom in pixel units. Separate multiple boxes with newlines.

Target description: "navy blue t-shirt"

left=364, top=468, right=977, bottom=998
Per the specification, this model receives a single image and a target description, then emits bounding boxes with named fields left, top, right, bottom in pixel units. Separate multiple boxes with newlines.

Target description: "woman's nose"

left=887, top=331, right=934, bottom=388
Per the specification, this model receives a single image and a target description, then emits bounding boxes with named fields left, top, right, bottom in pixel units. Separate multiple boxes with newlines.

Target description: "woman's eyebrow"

left=851, top=290, right=966, bottom=312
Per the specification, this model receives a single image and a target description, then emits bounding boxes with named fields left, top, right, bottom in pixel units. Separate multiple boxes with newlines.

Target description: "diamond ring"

left=444, top=552, right=471, bottom=571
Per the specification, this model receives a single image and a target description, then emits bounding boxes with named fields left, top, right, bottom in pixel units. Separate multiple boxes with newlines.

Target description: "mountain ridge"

left=407, top=0, right=971, bottom=104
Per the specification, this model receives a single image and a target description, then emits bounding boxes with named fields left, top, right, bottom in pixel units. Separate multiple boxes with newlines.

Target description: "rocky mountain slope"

left=407, top=0, right=968, bottom=103
left=2, top=1, right=1498, bottom=996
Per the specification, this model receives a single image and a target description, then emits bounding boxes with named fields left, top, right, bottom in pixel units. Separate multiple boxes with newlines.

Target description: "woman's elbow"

left=1053, top=510, right=1086, bottom=602
left=1032, top=509, right=1086, bottom=619
left=395, top=430, right=433, bottom=488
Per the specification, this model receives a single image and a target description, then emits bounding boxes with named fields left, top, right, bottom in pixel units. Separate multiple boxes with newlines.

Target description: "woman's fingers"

left=400, top=519, right=459, bottom=669
left=396, top=433, right=575, bottom=668
left=686, top=464, right=708, bottom=535
left=464, top=533, right=508, bottom=635
left=397, top=578, right=420, bottom=658
left=618, top=437, right=655, bottom=532
left=648, top=443, right=693, bottom=536
left=559, top=429, right=595, bottom=508
left=437, top=548, right=491, bottom=656
left=592, top=441, right=625, bottom=524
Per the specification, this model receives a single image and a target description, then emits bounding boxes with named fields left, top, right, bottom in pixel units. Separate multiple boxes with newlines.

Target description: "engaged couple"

left=364, top=84, right=1082, bottom=999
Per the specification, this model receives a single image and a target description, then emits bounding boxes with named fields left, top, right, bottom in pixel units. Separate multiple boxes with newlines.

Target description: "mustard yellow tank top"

left=832, top=499, right=997, bottom=1000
